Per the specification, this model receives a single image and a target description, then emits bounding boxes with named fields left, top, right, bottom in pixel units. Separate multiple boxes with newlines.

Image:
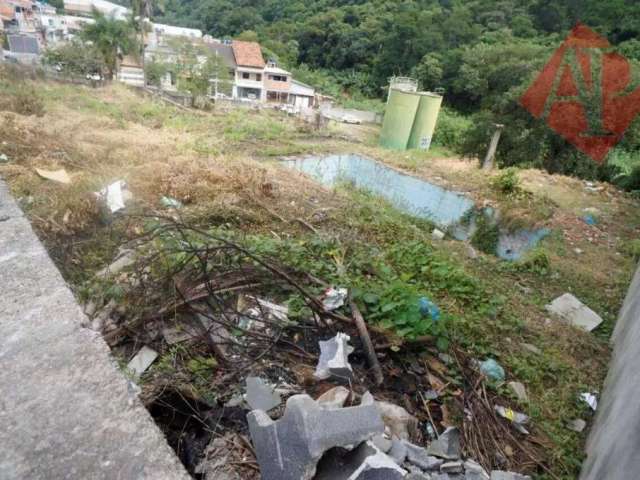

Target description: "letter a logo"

left=521, top=24, right=640, bottom=163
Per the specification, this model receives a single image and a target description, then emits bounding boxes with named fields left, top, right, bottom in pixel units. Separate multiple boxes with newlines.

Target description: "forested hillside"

left=152, top=0, right=640, bottom=185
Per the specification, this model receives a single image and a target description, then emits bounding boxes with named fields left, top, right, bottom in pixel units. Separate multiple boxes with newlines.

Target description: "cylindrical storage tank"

left=407, top=92, right=443, bottom=151
left=380, top=88, right=421, bottom=150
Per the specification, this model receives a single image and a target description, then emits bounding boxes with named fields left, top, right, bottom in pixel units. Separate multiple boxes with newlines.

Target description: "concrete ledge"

left=0, top=180, right=190, bottom=480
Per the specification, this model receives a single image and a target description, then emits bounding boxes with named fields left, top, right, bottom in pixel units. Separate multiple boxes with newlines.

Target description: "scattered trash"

left=0, top=153, right=9, bottom=163
left=580, top=392, right=598, bottom=411
left=423, top=389, right=439, bottom=401
left=314, top=332, right=354, bottom=381
left=546, top=293, right=603, bottom=332
left=322, top=287, right=348, bottom=311
left=95, top=180, right=129, bottom=213
left=479, top=358, right=505, bottom=382
left=566, top=418, right=587, bottom=433
left=432, top=228, right=445, bottom=241
left=507, top=381, right=528, bottom=403
left=244, top=377, right=282, bottom=412
left=127, top=346, right=158, bottom=379
left=317, top=386, right=350, bottom=410
left=35, top=167, right=71, bottom=184
left=418, top=296, right=441, bottom=321
left=582, top=214, right=597, bottom=226
left=160, top=196, right=183, bottom=209
left=494, top=405, right=530, bottom=435
left=574, top=248, right=583, bottom=255
left=247, top=394, right=384, bottom=480
left=95, top=249, right=136, bottom=277
left=426, top=426, right=461, bottom=460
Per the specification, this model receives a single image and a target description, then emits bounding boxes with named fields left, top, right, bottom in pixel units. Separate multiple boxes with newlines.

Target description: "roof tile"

left=231, top=40, right=265, bottom=68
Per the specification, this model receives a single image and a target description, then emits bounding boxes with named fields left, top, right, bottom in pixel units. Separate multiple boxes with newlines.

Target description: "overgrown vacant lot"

left=1, top=70, right=639, bottom=479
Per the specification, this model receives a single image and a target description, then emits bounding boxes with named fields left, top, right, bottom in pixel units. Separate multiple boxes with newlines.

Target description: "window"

left=256, top=73, right=262, bottom=81
left=270, top=75, right=287, bottom=82
left=242, top=72, right=250, bottom=79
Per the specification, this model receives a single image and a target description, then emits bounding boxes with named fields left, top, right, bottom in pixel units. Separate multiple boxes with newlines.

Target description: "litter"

left=507, top=381, right=528, bottom=403
left=432, top=228, right=445, bottom=241
left=127, top=346, right=158, bottom=379
left=244, top=377, right=281, bottom=412
left=0, top=153, right=8, bottom=163
left=479, top=358, right=505, bottom=382
left=322, top=287, right=348, bottom=311
left=582, top=214, right=597, bottom=226
left=95, top=180, right=129, bottom=213
left=418, top=296, right=441, bottom=321
left=314, top=332, right=354, bottom=381
left=494, top=405, right=529, bottom=435
left=546, top=293, right=603, bottom=332
left=580, top=392, right=598, bottom=411
left=160, top=196, right=183, bottom=209
left=35, top=167, right=71, bottom=184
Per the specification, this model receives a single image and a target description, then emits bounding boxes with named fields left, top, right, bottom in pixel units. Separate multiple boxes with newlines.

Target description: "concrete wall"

left=580, top=264, right=640, bottom=480
left=320, top=105, right=382, bottom=124
left=0, top=180, right=190, bottom=480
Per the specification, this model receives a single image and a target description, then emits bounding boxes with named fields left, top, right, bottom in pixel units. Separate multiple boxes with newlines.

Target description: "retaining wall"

left=580, top=263, right=640, bottom=480
left=0, top=180, right=190, bottom=480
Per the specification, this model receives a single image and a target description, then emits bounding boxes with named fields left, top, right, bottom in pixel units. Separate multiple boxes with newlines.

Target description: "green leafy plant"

left=490, top=167, right=522, bottom=195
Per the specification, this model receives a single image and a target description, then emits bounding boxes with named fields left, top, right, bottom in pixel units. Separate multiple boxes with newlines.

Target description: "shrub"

left=433, top=107, right=472, bottom=152
left=471, top=213, right=500, bottom=254
left=490, top=167, right=521, bottom=194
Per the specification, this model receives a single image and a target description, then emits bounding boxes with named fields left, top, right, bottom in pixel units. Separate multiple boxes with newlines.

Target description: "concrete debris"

left=348, top=442, right=406, bottom=480
left=160, top=196, right=183, bottom=209
left=371, top=434, right=393, bottom=453
left=441, top=461, right=464, bottom=474
left=254, top=296, right=290, bottom=322
left=317, top=386, right=351, bottom=410
left=315, top=441, right=405, bottom=480
left=162, top=324, right=198, bottom=345
left=195, top=434, right=243, bottom=480
left=432, top=228, right=446, bottom=241
left=197, top=314, right=232, bottom=357
left=322, top=287, right=348, bottom=311
left=314, top=332, right=354, bottom=381
left=361, top=391, right=375, bottom=406
left=494, top=406, right=529, bottom=435
left=406, top=441, right=444, bottom=470
left=375, top=400, right=417, bottom=440
left=545, top=293, right=603, bottom=332
left=244, top=377, right=281, bottom=412
left=427, top=427, right=461, bottom=460
left=388, top=438, right=408, bottom=464
left=96, top=180, right=129, bottom=213
left=95, top=249, right=136, bottom=277
left=519, top=343, right=541, bottom=355
left=247, top=394, right=384, bottom=480
left=0, top=153, right=8, bottom=163
left=566, top=419, right=587, bottom=433
left=464, top=459, right=490, bottom=480
left=35, top=167, right=71, bottom=184
left=406, top=474, right=431, bottom=480
left=507, top=382, right=528, bottom=403
left=490, top=471, right=531, bottom=480
left=127, top=346, right=158, bottom=379
left=580, top=392, right=598, bottom=411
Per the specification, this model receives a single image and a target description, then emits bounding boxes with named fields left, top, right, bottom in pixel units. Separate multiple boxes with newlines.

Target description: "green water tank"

left=379, top=88, right=421, bottom=150
left=407, top=92, right=443, bottom=151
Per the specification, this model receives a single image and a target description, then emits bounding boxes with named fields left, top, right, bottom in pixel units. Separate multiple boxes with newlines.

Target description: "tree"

left=43, top=40, right=105, bottom=76
left=81, top=11, right=138, bottom=78
left=412, top=53, right=443, bottom=91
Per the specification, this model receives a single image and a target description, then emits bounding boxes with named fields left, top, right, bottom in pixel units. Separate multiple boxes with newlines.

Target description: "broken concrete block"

left=247, top=394, right=384, bottom=480
left=371, top=434, right=393, bottom=453
left=96, top=249, right=136, bottom=277
left=406, top=441, right=444, bottom=470
left=490, top=472, right=531, bottom=480
left=315, top=441, right=406, bottom=480
left=441, top=460, right=464, bottom=474
left=388, top=437, right=407, bottom=464
left=314, top=333, right=354, bottom=381
left=566, top=418, right=586, bottom=433
left=426, top=427, right=461, bottom=460
left=464, top=460, right=490, bottom=480
left=317, top=386, right=350, bottom=410
left=361, top=391, right=375, bottom=406
left=432, top=229, right=446, bottom=241
left=127, top=346, right=158, bottom=379
left=375, top=401, right=417, bottom=440
left=507, top=382, right=528, bottom=403
left=245, top=377, right=281, bottom=412
left=348, top=443, right=406, bottom=480
left=545, top=293, right=603, bottom=331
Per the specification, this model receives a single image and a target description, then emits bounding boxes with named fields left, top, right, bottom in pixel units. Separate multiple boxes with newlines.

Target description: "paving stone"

left=405, top=442, right=443, bottom=471
left=245, top=377, right=281, bottom=412
left=426, top=427, right=461, bottom=460
left=247, top=394, right=384, bottom=480
left=545, top=293, right=603, bottom=331
left=314, top=332, right=354, bottom=381
left=317, top=386, right=350, bottom=410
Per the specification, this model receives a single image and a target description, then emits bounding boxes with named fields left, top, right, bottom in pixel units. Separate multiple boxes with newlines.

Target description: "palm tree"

left=81, top=10, right=138, bottom=79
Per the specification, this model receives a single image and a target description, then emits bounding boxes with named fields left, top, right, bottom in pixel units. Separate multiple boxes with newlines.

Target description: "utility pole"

left=482, top=123, right=504, bottom=170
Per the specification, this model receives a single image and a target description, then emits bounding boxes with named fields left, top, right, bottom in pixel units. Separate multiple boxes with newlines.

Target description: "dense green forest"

left=149, top=0, right=640, bottom=186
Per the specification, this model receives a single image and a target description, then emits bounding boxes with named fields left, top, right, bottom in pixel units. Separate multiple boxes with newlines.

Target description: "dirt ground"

left=1, top=75, right=639, bottom=480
